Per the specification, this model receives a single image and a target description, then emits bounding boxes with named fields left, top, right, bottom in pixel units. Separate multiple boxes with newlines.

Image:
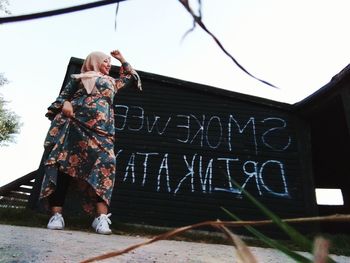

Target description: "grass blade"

left=228, top=180, right=337, bottom=263
left=216, top=223, right=258, bottom=263
left=231, top=180, right=312, bottom=250
left=222, top=207, right=312, bottom=263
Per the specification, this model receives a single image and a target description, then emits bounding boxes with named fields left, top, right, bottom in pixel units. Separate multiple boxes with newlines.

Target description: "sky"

left=0, top=0, right=350, bottom=188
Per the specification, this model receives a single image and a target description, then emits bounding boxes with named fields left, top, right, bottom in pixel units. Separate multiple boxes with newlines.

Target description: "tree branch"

left=178, top=0, right=278, bottom=89
left=0, top=0, right=127, bottom=24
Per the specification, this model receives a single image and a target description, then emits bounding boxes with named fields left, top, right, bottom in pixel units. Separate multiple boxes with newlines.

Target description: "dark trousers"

left=48, top=171, right=103, bottom=207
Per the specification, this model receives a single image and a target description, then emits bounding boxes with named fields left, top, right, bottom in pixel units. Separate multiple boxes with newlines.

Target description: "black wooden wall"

left=295, top=65, right=350, bottom=234
left=36, top=57, right=318, bottom=232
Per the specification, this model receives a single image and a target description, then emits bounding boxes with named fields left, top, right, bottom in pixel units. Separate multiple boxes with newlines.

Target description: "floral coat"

left=40, top=63, right=137, bottom=213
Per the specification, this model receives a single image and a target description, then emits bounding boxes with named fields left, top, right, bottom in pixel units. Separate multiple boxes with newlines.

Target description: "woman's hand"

left=62, top=101, right=74, bottom=117
left=110, top=50, right=126, bottom=64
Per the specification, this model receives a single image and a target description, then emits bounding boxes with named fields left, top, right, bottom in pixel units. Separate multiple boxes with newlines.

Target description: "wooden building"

left=1, top=58, right=349, bottom=234
left=295, top=64, right=350, bottom=233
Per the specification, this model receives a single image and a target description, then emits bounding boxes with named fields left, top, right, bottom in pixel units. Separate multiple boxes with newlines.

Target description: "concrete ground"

left=0, top=224, right=349, bottom=263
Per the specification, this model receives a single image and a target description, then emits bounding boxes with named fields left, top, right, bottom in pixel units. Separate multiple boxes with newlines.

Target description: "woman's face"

left=99, top=58, right=111, bottom=75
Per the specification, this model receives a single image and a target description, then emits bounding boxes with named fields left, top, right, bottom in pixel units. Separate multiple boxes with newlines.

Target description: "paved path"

left=0, top=224, right=349, bottom=263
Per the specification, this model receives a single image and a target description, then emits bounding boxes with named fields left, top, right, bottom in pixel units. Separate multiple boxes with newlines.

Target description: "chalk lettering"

left=228, top=115, right=257, bottom=155
left=189, top=114, right=205, bottom=147
left=174, top=154, right=197, bottom=195
left=115, top=149, right=123, bottom=159
left=113, top=104, right=294, bottom=201
left=157, top=153, right=171, bottom=192
left=137, top=152, right=159, bottom=186
left=146, top=115, right=171, bottom=135
left=261, top=117, right=291, bottom=151
left=123, top=152, right=136, bottom=183
left=114, top=105, right=129, bottom=130
left=199, top=156, right=213, bottom=193
left=128, top=106, right=144, bottom=131
left=259, top=160, right=290, bottom=198
left=206, top=116, right=223, bottom=149
left=215, top=157, right=240, bottom=193
left=176, top=115, right=190, bottom=143
left=243, top=160, right=261, bottom=195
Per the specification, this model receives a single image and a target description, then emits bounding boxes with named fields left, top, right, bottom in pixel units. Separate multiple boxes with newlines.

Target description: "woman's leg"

left=47, top=171, right=71, bottom=229
left=96, top=196, right=108, bottom=215
left=48, top=171, right=71, bottom=214
left=92, top=197, right=112, bottom=234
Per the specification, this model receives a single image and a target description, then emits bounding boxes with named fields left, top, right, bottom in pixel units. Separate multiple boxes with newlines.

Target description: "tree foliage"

left=0, top=0, right=11, bottom=15
left=0, top=73, right=21, bottom=146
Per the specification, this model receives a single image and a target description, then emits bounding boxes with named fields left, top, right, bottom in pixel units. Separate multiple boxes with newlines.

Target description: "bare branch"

left=114, top=2, right=120, bottom=31
left=178, top=0, right=278, bottom=89
left=81, top=214, right=350, bottom=262
left=0, top=0, right=128, bottom=24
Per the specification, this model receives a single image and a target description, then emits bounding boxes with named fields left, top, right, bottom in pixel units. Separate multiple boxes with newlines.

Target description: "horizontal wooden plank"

left=0, top=196, right=28, bottom=205
left=6, top=191, right=30, bottom=200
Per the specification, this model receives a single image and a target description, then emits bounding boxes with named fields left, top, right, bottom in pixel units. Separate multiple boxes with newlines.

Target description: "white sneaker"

left=47, top=212, right=65, bottom=230
left=92, top=213, right=112, bottom=235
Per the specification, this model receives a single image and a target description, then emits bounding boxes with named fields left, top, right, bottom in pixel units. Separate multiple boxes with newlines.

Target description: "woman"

left=39, top=50, right=141, bottom=234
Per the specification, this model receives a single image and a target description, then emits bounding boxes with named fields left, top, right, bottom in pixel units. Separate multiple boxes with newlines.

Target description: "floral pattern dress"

left=40, top=63, right=136, bottom=213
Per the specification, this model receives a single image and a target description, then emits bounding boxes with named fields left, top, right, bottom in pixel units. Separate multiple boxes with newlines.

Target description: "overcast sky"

left=1, top=0, right=350, bottom=186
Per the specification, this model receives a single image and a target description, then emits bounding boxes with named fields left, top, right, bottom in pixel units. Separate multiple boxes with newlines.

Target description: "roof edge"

left=69, top=57, right=293, bottom=111
left=294, top=63, right=350, bottom=110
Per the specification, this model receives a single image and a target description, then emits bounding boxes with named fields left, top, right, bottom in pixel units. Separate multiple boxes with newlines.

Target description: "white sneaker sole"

left=96, top=229, right=112, bottom=235
left=47, top=226, right=64, bottom=230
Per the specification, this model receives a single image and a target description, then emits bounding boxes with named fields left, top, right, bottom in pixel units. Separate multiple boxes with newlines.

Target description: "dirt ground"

left=1, top=224, right=349, bottom=263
